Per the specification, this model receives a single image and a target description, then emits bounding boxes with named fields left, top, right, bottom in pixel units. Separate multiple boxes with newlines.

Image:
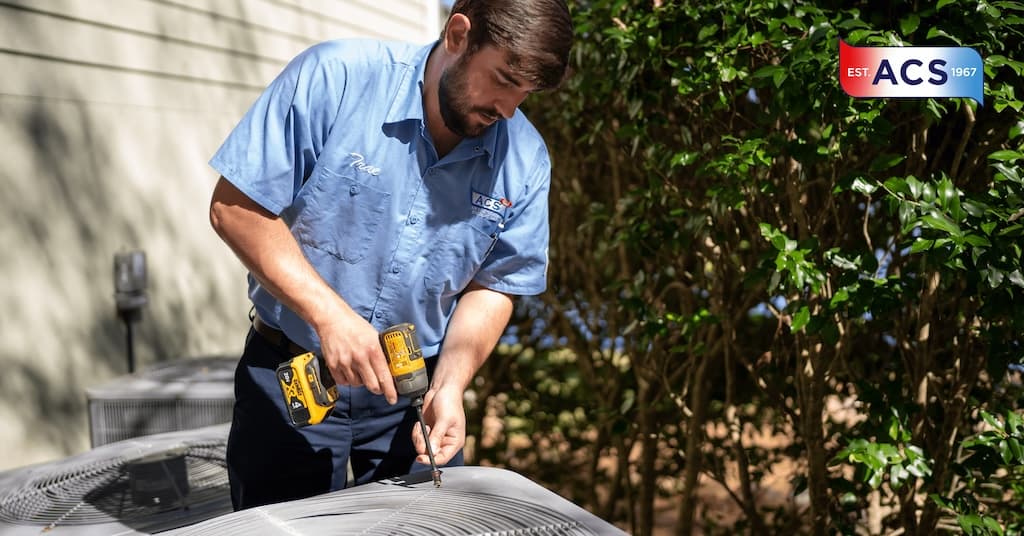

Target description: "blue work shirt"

left=210, top=39, right=551, bottom=357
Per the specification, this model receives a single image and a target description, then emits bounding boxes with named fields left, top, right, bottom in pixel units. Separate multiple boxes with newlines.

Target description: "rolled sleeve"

left=474, top=149, right=551, bottom=296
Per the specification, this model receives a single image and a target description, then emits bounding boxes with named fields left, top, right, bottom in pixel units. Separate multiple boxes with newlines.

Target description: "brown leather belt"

left=252, top=315, right=308, bottom=356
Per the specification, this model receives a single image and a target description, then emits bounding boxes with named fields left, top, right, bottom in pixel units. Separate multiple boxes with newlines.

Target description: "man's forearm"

left=431, top=282, right=514, bottom=393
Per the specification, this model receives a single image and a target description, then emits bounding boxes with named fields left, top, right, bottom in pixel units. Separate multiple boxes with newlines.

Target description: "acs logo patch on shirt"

left=471, top=190, right=508, bottom=223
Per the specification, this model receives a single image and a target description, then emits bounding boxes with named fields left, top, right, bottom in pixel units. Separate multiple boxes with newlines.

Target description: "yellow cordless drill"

left=275, top=323, right=442, bottom=487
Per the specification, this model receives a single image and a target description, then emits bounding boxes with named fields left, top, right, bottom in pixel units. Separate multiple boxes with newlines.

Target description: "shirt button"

left=408, top=215, right=420, bottom=225
left=391, top=265, right=401, bottom=274
left=374, top=311, right=383, bottom=319
left=474, top=146, right=481, bottom=152
left=349, top=185, right=360, bottom=195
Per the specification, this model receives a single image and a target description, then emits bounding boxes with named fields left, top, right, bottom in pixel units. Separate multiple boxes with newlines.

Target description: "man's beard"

left=438, top=55, right=494, bottom=138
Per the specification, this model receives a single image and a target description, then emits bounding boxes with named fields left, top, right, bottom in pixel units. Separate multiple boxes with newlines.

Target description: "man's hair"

left=445, top=0, right=573, bottom=91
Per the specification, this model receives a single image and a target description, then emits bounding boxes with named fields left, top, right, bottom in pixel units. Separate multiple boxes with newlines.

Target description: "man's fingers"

left=330, top=361, right=355, bottom=386
left=419, top=438, right=456, bottom=465
left=370, top=352, right=398, bottom=404
left=412, top=422, right=427, bottom=453
left=355, top=358, right=382, bottom=395
left=415, top=422, right=459, bottom=465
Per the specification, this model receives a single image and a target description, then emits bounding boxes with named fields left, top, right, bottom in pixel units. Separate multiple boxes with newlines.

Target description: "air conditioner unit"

left=0, top=423, right=232, bottom=535
left=162, top=466, right=628, bottom=536
left=86, top=356, right=237, bottom=447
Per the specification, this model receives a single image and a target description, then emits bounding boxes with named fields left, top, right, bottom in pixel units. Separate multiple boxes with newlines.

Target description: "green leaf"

left=792, top=306, right=811, bottom=332
left=1009, top=270, right=1024, bottom=288
left=964, top=234, right=992, bottom=247
left=906, top=176, right=924, bottom=199
left=899, top=203, right=915, bottom=228
left=937, top=177, right=956, bottom=210
left=959, top=514, right=984, bottom=534
left=982, top=516, right=1004, bottom=534
left=1007, top=437, right=1023, bottom=463
left=926, top=27, right=962, bottom=45
left=911, top=238, right=935, bottom=253
left=982, top=411, right=1003, bottom=430
left=752, top=65, right=784, bottom=80
left=890, top=463, right=909, bottom=489
left=906, top=457, right=931, bottom=478
left=772, top=234, right=788, bottom=252
left=773, top=68, right=788, bottom=88
left=852, top=177, right=877, bottom=195
left=870, top=154, right=906, bottom=172
left=999, top=224, right=1024, bottom=237
left=994, top=163, right=1022, bottom=183
left=921, top=214, right=962, bottom=236
left=698, top=24, right=718, bottom=41
left=899, top=14, right=920, bottom=35
left=988, top=149, right=1024, bottom=161
left=1010, top=121, right=1024, bottom=139
left=884, top=177, right=911, bottom=196
left=986, top=268, right=1006, bottom=287
left=964, top=200, right=990, bottom=219
left=670, top=151, right=699, bottom=167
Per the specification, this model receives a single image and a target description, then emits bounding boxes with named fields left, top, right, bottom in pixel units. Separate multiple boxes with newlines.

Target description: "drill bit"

left=414, top=403, right=442, bottom=487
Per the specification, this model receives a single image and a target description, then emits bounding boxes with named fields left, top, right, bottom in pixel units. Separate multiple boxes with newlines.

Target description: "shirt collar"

left=385, top=41, right=501, bottom=167
left=384, top=41, right=434, bottom=125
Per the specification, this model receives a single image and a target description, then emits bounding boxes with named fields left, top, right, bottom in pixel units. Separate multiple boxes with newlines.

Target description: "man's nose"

left=494, top=101, right=515, bottom=119
left=495, top=92, right=527, bottom=119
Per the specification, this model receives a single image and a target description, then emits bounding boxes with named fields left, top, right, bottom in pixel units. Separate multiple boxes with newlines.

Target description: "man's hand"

left=316, top=310, right=397, bottom=404
left=415, top=385, right=465, bottom=465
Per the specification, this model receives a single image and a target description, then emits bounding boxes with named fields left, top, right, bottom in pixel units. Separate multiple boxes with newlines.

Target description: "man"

left=207, top=0, right=573, bottom=510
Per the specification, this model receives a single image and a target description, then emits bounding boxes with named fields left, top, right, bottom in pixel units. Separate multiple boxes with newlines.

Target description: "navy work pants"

left=225, top=327, right=462, bottom=510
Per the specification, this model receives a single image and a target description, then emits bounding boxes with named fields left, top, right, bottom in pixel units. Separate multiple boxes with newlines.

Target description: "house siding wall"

left=0, top=0, right=441, bottom=470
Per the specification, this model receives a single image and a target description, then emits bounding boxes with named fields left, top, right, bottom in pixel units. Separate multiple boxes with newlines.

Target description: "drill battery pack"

left=276, top=352, right=338, bottom=427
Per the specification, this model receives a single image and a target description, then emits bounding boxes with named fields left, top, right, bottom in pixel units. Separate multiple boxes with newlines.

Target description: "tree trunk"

left=676, top=349, right=712, bottom=535
left=797, top=342, right=830, bottom=536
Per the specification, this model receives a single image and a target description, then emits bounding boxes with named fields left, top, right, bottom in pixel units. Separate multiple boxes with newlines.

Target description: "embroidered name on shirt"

left=349, top=152, right=381, bottom=176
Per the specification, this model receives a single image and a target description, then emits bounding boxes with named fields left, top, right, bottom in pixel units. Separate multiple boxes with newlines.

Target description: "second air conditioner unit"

left=86, top=356, right=237, bottom=447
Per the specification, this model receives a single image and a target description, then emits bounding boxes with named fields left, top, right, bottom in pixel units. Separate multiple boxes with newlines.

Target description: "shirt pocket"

left=424, top=216, right=501, bottom=297
left=291, top=166, right=391, bottom=264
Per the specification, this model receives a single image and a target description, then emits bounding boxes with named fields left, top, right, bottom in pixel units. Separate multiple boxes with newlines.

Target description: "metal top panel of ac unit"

left=85, top=356, right=237, bottom=400
left=0, top=423, right=232, bottom=536
left=163, top=465, right=628, bottom=536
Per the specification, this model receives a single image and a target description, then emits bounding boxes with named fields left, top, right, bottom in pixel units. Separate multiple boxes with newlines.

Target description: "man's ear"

left=444, top=13, right=471, bottom=55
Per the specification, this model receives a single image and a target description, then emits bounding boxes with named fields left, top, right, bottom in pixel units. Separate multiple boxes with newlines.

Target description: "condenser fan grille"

left=173, top=488, right=591, bottom=535
left=163, top=466, right=626, bottom=536
left=0, top=442, right=228, bottom=527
